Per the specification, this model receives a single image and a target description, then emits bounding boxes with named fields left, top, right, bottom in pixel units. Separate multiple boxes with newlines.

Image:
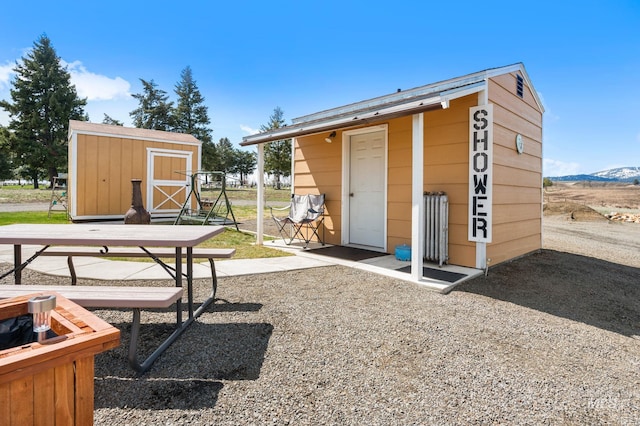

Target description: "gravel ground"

left=2, top=215, right=640, bottom=425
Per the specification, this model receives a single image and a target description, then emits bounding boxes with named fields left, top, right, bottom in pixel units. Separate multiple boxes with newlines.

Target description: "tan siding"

left=490, top=73, right=541, bottom=117
left=108, top=137, right=122, bottom=212
left=386, top=117, right=413, bottom=248
left=120, top=138, right=133, bottom=214
left=422, top=96, right=476, bottom=266
left=294, top=133, right=343, bottom=243
left=490, top=83, right=542, bottom=126
left=488, top=72, right=544, bottom=266
left=450, top=243, right=476, bottom=267
left=81, top=135, right=98, bottom=215
left=493, top=106, right=543, bottom=145
left=487, top=233, right=541, bottom=265
left=96, top=136, right=111, bottom=214
left=493, top=133, right=542, bottom=168
left=493, top=164, right=541, bottom=188
left=492, top=203, right=541, bottom=223
left=71, top=131, right=200, bottom=219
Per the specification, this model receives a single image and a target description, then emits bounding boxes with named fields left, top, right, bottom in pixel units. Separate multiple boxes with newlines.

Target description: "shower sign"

left=468, top=104, right=493, bottom=243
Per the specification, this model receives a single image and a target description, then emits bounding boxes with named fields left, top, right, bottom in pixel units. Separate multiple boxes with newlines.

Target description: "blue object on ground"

left=395, top=244, right=411, bottom=261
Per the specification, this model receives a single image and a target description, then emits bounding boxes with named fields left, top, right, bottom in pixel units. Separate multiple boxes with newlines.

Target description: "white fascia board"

left=69, top=129, right=202, bottom=148
left=241, top=95, right=443, bottom=146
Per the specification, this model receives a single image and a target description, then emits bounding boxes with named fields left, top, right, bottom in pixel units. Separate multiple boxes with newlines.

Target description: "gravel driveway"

left=2, top=214, right=639, bottom=425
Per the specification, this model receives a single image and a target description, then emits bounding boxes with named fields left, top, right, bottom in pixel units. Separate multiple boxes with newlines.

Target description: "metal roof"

left=241, top=63, right=543, bottom=146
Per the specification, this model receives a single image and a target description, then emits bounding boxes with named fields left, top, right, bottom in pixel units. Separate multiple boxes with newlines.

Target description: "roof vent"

left=516, top=74, right=524, bottom=98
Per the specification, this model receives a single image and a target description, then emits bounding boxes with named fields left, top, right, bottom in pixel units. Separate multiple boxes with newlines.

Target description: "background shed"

left=67, top=121, right=201, bottom=221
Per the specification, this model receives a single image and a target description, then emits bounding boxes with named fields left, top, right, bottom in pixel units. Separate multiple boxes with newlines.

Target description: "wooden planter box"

left=0, top=292, right=120, bottom=425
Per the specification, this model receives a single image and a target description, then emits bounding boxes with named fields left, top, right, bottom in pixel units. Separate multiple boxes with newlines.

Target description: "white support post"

left=290, top=138, right=296, bottom=193
left=476, top=89, right=488, bottom=269
left=256, top=143, right=265, bottom=245
left=411, top=113, right=425, bottom=281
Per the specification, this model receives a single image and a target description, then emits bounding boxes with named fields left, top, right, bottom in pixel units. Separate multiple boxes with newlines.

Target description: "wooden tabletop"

left=0, top=224, right=224, bottom=247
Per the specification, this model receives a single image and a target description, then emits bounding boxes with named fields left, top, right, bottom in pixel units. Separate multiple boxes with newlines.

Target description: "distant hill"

left=548, top=167, right=640, bottom=182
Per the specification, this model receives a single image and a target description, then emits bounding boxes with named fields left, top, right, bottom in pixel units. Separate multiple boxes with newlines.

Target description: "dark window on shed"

left=516, top=74, right=524, bottom=98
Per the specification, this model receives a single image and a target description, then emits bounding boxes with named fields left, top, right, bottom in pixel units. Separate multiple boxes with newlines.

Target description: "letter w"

left=474, top=174, right=487, bottom=194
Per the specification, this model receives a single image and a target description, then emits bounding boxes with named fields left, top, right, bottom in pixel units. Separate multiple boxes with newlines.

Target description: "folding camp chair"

left=270, top=194, right=325, bottom=248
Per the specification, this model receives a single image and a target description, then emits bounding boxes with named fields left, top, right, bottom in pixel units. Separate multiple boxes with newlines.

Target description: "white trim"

left=341, top=124, right=388, bottom=250
left=69, top=129, right=201, bottom=148
left=242, top=63, right=542, bottom=147
left=411, top=113, right=425, bottom=282
left=243, top=96, right=442, bottom=146
left=473, top=90, right=490, bottom=269
left=69, top=132, right=78, bottom=219
left=256, top=143, right=265, bottom=245
left=145, top=148, right=193, bottom=213
left=290, top=138, right=296, bottom=193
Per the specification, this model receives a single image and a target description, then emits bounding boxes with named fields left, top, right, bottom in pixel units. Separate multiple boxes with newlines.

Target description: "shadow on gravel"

left=212, top=299, right=263, bottom=312
left=94, top=377, right=225, bottom=410
left=454, top=249, right=640, bottom=337
left=94, top=321, right=273, bottom=409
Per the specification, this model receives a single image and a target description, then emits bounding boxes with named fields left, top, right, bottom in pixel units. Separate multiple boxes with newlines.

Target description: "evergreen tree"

left=234, top=149, right=257, bottom=186
left=173, top=66, right=215, bottom=171
left=201, top=139, right=218, bottom=172
left=0, top=126, right=14, bottom=180
left=130, top=79, right=174, bottom=131
left=261, top=107, right=291, bottom=189
left=102, top=114, right=123, bottom=126
left=173, top=66, right=212, bottom=143
left=214, top=137, right=236, bottom=173
left=0, top=35, right=87, bottom=187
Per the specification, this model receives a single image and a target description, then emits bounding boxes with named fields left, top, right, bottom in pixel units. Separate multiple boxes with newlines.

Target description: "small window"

left=516, top=74, right=524, bottom=98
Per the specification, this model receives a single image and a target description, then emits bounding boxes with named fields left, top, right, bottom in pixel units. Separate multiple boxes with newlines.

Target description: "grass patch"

left=0, top=211, right=70, bottom=225
left=0, top=186, right=53, bottom=203
left=0, top=210, right=290, bottom=260
left=0, top=186, right=295, bottom=260
left=198, top=228, right=289, bottom=259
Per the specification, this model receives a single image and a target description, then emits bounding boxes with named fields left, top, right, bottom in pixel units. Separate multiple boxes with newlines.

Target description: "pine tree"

left=0, top=126, right=14, bottom=180
left=214, top=137, right=237, bottom=173
left=0, top=35, right=87, bottom=187
left=234, top=149, right=257, bottom=186
left=261, top=107, right=291, bottom=189
left=173, top=66, right=215, bottom=172
left=173, top=66, right=212, bottom=143
left=130, top=79, right=174, bottom=131
left=102, top=114, right=123, bottom=126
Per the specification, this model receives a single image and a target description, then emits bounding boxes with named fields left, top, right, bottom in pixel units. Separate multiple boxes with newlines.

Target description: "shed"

left=67, top=121, right=201, bottom=221
left=242, top=63, right=544, bottom=279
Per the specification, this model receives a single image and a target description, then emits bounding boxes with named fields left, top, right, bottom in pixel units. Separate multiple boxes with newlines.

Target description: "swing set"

left=173, top=171, right=239, bottom=230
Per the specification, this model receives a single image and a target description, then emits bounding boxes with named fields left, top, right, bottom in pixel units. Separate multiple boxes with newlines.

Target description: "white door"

left=146, top=148, right=192, bottom=214
left=348, top=129, right=386, bottom=248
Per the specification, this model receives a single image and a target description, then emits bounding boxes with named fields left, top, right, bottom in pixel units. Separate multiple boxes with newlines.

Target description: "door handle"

left=349, top=193, right=354, bottom=197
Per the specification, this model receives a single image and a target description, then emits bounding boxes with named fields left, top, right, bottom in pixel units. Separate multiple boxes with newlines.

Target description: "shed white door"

left=348, top=130, right=386, bottom=248
left=146, top=148, right=192, bottom=214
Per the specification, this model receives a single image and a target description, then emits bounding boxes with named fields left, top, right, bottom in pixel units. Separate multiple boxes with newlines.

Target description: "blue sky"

left=1, top=1, right=638, bottom=177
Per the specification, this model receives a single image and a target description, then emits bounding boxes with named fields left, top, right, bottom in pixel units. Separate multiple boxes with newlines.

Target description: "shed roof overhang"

left=240, top=63, right=541, bottom=147
left=241, top=81, right=485, bottom=146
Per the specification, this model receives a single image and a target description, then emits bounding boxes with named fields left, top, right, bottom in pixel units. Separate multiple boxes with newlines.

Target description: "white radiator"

left=424, top=192, right=449, bottom=266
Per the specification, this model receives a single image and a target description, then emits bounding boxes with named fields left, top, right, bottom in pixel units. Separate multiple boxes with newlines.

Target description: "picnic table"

left=0, top=223, right=225, bottom=373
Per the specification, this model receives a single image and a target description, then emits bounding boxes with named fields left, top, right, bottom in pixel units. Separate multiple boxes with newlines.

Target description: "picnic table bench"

left=0, top=285, right=183, bottom=374
left=38, top=246, right=235, bottom=297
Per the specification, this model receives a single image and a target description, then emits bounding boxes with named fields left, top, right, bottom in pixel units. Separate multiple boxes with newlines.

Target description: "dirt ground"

left=541, top=181, right=640, bottom=267
left=544, top=181, right=640, bottom=213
